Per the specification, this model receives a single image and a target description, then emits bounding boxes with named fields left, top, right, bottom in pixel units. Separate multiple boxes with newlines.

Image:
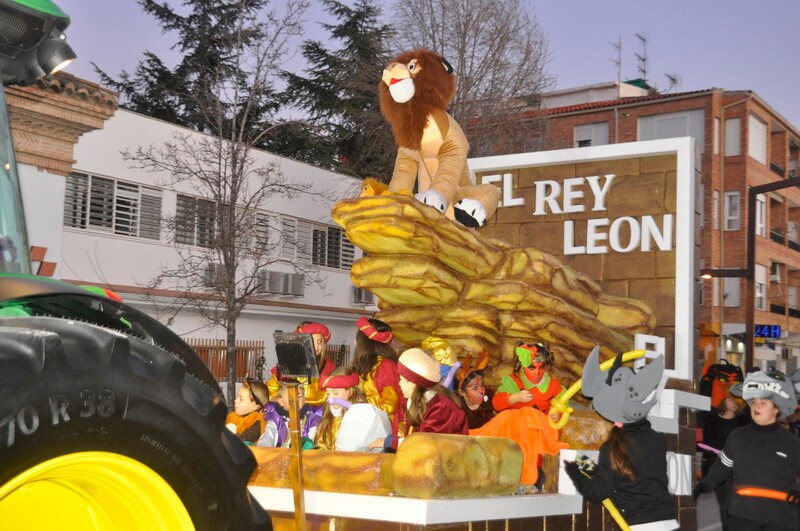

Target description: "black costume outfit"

left=565, top=419, right=675, bottom=526
left=698, top=422, right=800, bottom=530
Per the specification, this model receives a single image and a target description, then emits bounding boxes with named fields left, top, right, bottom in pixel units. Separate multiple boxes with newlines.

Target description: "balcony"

left=770, top=229, right=785, bottom=244
left=771, top=303, right=786, bottom=315
left=790, top=307, right=800, bottom=319
left=771, top=161, right=786, bottom=177
left=790, top=239, right=800, bottom=253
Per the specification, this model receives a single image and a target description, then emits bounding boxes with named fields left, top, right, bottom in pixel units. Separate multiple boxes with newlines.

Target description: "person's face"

left=722, top=397, right=739, bottom=414
left=459, top=375, right=485, bottom=406
left=749, top=397, right=779, bottom=426
left=326, top=387, right=350, bottom=415
left=399, top=375, right=417, bottom=400
left=312, top=333, right=326, bottom=357
left=523, top=359, right=547, bottom=384
left=234, top=386, right=259, bottom=416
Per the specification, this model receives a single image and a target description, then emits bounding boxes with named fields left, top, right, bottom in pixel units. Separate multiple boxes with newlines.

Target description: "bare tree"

left=124, top=0, right=319, bottom=403
left=389, top=0, right=554, bottom=156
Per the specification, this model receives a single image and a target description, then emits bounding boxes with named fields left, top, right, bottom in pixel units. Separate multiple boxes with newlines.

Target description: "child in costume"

left=351, top=316, right=404, bottom=434
left=370, top=348, right=468, bottom=451
left=266, top=321, right=335, bottom=406
left=225, top=379, right=269, bottom=444
left=257, top=383, right=322, bottom=449
left=694, top=370, right=800, bottom=530
left=314, top=367, right=391, bottom=451
left=493, top=341, right=565, bottom=422
left=455, top=352, right=494, bottom=429
left=697, top=394, right=747, bottom=530
left=564, top=347, right=678, bottom=530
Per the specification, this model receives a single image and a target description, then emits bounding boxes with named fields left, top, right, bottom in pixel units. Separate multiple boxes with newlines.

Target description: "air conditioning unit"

left=770, top=273, right=781, bottom=282
left=260, top=271, right=304, bottom=296
left=353, top=286, right=374, bottom=305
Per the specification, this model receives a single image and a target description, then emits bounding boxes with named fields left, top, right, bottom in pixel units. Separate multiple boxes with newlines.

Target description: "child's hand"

left=368, top=437, right=385, bottom=450
left=225, top=423, right=237, bottom=434
left=509, top=390, right=533, bottom=404
left=547, top=408, right=562, bottom=422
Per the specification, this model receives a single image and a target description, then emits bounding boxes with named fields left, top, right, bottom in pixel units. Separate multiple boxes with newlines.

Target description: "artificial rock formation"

left=332, top=194, right=655, bottom=388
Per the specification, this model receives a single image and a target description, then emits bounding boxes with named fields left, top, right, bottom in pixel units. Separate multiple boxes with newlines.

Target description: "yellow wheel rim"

left=0, top=451, right=195, bottom=531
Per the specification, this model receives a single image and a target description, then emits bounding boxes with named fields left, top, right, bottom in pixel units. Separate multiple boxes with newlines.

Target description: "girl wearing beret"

left=370, top=348, right=468, bottom=451
left=314, top=367, right=390, bottom=451
left=351, top=316, right=404, bottom=435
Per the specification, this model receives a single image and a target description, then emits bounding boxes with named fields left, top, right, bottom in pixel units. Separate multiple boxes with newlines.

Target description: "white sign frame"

left=469, top=138, right=696, bottom=380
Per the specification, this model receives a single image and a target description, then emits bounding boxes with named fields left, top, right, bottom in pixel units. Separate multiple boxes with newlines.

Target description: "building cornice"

left=5, top=72, right=118, bottom=175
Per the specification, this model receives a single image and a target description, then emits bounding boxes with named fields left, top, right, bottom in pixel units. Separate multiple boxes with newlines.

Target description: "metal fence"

left=187, top=338, right=264, bottom=382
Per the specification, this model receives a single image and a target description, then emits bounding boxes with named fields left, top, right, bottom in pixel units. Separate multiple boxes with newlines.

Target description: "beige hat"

left=398, top=348, right=441, bottom=389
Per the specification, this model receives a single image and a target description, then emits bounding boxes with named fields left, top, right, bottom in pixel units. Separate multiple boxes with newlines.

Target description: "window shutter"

left=139, top=187, right=162, bottom=240
left=114, top=181, right=139, bottom=237
left=296, top=220, right=312, bottom=265
left=64, top=173, right=88, bottom=228
left=280, top=217, right=297, bottom=261
left=88, top=176, right=114, bottom=232
left=175, top=195, right=196, bottom=245
left=341, top=234, right=355, bottom=270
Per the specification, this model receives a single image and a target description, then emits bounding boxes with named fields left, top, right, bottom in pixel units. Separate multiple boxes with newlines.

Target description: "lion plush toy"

left=379, top=49, right=500, bottom=227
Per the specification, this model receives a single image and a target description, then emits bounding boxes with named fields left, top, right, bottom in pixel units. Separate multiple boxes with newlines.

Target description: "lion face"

left=379, top=49, right=457, bottom=150
left=380, top=49, right=455, bottom=108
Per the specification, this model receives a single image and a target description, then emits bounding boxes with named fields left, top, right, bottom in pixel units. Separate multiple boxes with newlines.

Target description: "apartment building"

left=535, top=82, right=800, bottom=373
left=11, top=74, right=375, bottom=375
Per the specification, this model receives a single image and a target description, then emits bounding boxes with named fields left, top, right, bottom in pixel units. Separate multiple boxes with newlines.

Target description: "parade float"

left=248, top=48, right=708, bottom=531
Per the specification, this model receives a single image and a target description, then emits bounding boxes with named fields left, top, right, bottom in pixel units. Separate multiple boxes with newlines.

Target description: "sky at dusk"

left=57, top=0, right=800, bottom=127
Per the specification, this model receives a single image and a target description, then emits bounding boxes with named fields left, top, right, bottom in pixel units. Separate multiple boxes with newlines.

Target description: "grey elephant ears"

left=581, top=346, right=603, bottom=398
left=629, top=354, right=664, bottom=402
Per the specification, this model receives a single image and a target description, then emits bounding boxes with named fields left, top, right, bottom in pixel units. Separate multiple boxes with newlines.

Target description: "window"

left=574, top=122, right=609, bottom=148
left=748, top=114, right=767, bottom=165
left=713, top=118, right=720, bottom=155
left=723, top=277, right=740, bottom=307
left=724, top=192, right=740, bottom=231
left=755, top=194, right=766, bottom=237
left=638, top=109, right=705, bottom=153
left=712, top=190, right=719, bottom=230
left=175, top=194, right=216, bottom=247
left=755, top=264, right=767, bottom=310
left=281, top=215, right=354, bottom=271
left=64, top=172, right=162, bottom=240
left=699, top=183, right=705, bottom=228
left=699, top=259, right=705, bottom=306
left=724, top=118, right=741, bottom=156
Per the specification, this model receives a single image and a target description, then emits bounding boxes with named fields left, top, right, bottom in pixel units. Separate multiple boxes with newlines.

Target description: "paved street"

left=697, top=491, right=722, bottom=531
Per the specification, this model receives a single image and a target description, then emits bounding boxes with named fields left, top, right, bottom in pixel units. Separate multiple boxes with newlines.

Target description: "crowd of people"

left=223, top=318, right=800, bottom=529
left=223, top=318, right=569, bottom=467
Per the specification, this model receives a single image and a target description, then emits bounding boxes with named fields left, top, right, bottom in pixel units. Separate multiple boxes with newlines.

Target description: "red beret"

left=296, top=322, right=331, bottom=342
left=357, top=316, right=393, bottom=344
left=321, top=372, right=360, bottom=389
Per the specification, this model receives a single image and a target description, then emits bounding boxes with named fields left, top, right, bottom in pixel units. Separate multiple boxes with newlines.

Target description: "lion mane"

left=378, top=49, right=456, bottom=151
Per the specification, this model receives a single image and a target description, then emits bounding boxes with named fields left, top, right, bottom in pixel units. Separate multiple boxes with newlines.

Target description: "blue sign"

left=754, top=324, right=781, bottom=339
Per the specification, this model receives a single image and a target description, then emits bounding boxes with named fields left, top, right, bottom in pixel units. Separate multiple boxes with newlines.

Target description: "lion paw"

left=415, top=189, right=447, bottom=213
left=454, top=198, right=486, bottom=228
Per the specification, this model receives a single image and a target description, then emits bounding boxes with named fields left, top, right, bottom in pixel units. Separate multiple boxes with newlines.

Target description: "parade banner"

left=471, top=138, right=697, bottom=380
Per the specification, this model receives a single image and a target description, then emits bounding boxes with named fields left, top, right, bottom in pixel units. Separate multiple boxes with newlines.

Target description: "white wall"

left=21, top=108, right=375, bottom=366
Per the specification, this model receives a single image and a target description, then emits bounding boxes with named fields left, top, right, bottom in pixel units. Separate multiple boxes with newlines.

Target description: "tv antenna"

left=610, top=36, right=622, bottom=85
left=664, top=72, right=682, bottom=93
left=634, top=33, right=648, bottom=83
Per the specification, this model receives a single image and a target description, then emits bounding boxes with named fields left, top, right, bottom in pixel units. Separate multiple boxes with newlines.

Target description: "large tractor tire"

left=0, top=316, right=272, bottom=530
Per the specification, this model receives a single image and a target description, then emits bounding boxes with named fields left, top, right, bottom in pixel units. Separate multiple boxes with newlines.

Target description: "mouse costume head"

left=732, top=370, right=797, bottom=419
left=582, top=346, right=664, bottom=424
